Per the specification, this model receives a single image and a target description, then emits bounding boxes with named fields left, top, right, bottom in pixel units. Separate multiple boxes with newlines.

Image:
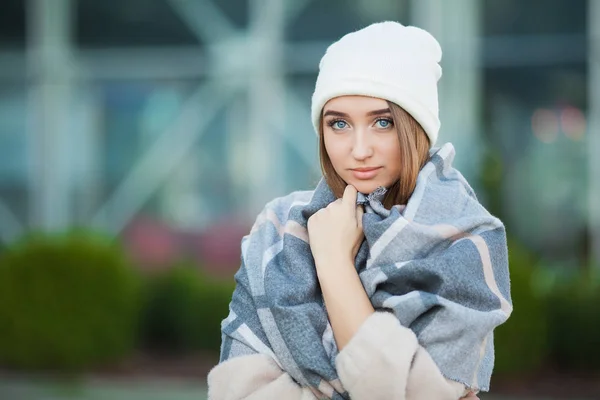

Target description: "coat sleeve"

left=335, top=311, right=471, bottom=400
left=208, top=312, right=472, bottom=400
left=207, top=352, right=317, bottom=400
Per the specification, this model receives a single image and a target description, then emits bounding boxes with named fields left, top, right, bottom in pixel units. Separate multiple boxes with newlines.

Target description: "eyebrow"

left=322, top=108, right=391, bottom=118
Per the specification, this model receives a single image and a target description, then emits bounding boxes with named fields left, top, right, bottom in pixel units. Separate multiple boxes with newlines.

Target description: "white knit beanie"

left=311, top=21, right=443, bottom=147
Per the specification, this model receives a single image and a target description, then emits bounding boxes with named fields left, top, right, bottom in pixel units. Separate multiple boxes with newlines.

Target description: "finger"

left=327, top=198, right=342, bottom=210
left=342, top=185, right=358, bottom=210
left=356, top=205, right=364, bottom=229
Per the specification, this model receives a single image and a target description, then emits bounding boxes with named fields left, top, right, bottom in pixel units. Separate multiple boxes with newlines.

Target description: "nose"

left=351, top=129, right=374, bottom=161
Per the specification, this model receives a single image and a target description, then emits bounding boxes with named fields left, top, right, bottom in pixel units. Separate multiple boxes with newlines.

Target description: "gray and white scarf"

left=219, top=143, right=512, bottom=398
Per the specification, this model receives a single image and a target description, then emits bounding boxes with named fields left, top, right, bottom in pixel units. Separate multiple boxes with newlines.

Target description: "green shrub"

left=494, top=239, right=548, bottom=375
left=546, top=269, right=600, bottom=371
left=140, top=263, right=234, bottom=354
left=0, top=232, right=142, bottom=371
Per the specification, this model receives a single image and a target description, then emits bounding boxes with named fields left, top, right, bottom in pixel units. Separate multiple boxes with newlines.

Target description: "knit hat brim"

left=311, top=77, right=440, bottom=147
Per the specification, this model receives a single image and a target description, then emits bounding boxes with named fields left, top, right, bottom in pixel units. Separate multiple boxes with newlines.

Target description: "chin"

left=347, top=180, right=385, bottom=195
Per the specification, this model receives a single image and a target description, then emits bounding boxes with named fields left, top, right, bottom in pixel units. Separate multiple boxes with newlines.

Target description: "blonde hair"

left=319, top=101, right=431, bottom=209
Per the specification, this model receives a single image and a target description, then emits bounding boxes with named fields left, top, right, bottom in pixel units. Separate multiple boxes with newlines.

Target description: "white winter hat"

left=311, top=21, right=443, bottom=147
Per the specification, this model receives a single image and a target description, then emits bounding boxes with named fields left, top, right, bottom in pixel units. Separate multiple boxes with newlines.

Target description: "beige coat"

left=207, top=312, right=472, bottom=400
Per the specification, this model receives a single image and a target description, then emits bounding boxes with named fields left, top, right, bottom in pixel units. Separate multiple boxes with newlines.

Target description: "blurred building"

left=0, top=0, right=597, bottom=269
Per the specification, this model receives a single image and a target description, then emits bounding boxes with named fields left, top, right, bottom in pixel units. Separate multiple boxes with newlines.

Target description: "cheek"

left=380, top=139, right=402, bottom=172
left=323, top=135, right=347, bottom=166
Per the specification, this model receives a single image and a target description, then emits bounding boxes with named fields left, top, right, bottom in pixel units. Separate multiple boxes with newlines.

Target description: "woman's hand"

left=307, top=186, right=372, bottom=350
left=307, top=185, right=364, bottom=269
left=462, top=392, right=479, bottom=399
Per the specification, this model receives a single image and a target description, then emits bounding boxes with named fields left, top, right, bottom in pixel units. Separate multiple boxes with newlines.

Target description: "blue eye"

left=376, top=118, right=393, bottom=128
left=328, top=120, right=348, bottom=130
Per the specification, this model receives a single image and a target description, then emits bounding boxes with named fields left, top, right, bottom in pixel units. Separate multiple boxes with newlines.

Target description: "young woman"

left=208, top=21, right=512, bottom=400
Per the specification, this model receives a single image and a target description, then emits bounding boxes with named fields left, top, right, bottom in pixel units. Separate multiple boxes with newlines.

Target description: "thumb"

left=342, top=185, right=358, bottom=211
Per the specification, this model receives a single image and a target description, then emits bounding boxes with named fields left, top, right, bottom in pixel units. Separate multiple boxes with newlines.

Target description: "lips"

left=352, top=167, right=380, bottom=172
left=350, top=167, right=382, bottom=180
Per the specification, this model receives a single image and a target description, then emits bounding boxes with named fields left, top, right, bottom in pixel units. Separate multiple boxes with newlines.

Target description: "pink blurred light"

left=531, top=108, right=559, bottom=144
left=560, top=106, right=586, bottom=141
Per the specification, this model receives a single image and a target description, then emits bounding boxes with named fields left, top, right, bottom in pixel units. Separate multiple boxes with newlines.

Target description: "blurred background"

left=0, top=0, right=599, bottom=399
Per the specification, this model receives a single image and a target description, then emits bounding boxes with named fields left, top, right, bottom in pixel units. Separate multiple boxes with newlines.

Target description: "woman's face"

left=322, top=95, right=402, bottom=194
